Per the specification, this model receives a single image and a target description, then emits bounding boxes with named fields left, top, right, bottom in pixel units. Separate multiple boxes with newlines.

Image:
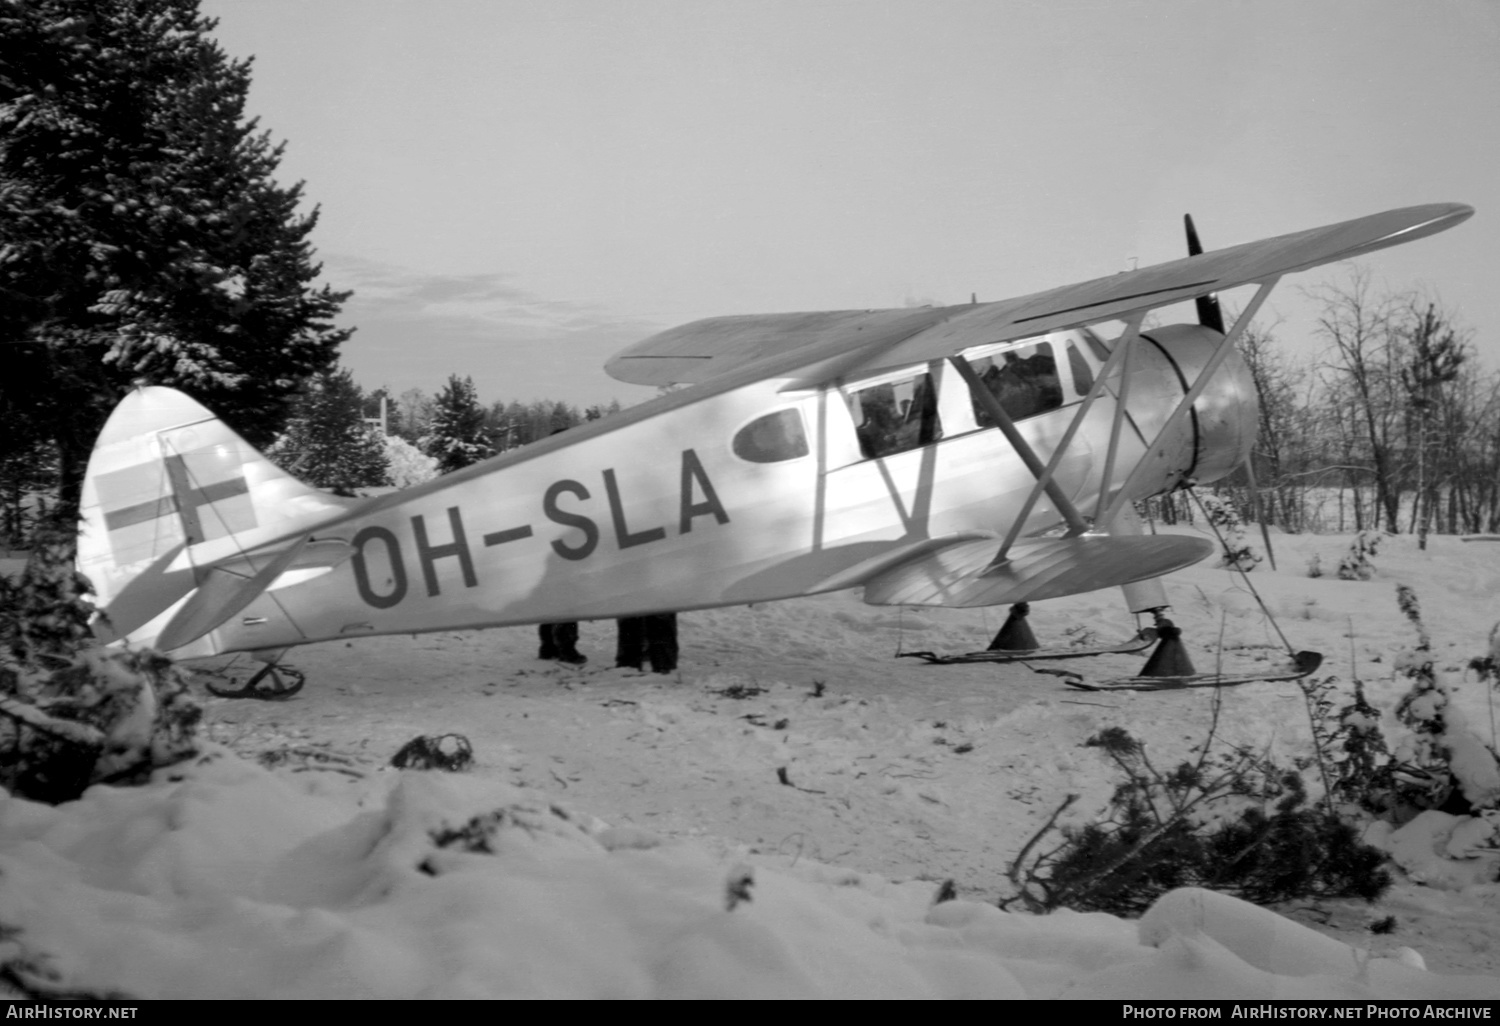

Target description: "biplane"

left=77, top=203, right=1472, bottom=691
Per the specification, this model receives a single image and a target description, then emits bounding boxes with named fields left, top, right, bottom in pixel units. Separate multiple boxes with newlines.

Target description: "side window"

left=970, top=342, right=1063, bottom=425
left=1067, top=340, right=1095, bottom=397
left=847, top=371, right=942, bottom=459
left=733, top=409, right=809, bottom=463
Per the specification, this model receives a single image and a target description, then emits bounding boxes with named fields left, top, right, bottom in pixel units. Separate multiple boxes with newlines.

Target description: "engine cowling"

left=1119, top=323, right=1258, bottom=493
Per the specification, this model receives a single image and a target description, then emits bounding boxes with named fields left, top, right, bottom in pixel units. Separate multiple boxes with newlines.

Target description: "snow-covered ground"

left=3, top=528, right=1500, bottom=998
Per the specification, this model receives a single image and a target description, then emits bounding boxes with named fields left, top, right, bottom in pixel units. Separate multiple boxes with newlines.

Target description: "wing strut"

left=945, top=354, right=1091, bottom=547
left=1100, top=277, right=1281, bottom=525
left=950, top=312, right=1147, bottom=565
left=1092, top=316, right=1145, bottom=525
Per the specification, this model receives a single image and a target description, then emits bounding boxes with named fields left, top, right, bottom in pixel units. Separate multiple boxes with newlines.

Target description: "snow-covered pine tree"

left=0, top=0, right=351, bottom=510
left=269, top=369, right=388, bottom=496
left=424, top=375, right=495, bottom=474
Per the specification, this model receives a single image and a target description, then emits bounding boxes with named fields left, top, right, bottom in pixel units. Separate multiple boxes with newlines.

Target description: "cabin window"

left=847, top=371, right=942, bottom=459
left=1067, top=340, right=1095, bottom=396
left=733, top=409, right=810, bottom=463
left=969, top=341, right=1063, bottom=425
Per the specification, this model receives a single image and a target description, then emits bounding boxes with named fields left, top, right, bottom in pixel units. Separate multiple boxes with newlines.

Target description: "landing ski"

left=1048, top=650, right=1324, bottom=692
left=898, top=628, right=1158, bottom=665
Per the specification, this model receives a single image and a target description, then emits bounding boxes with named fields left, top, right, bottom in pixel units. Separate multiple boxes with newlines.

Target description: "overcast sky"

left=203, top=0, right=1500, bottom=408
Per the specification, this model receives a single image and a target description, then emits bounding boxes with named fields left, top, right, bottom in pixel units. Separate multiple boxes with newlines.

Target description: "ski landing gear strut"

left=1012, top=604, right=1324, bottom=691
left=1056, top=494, right=1327, bottom=690
left=897, top=603, right=1160, bottom=665
left=1135, top=609, right=1197, bottom=678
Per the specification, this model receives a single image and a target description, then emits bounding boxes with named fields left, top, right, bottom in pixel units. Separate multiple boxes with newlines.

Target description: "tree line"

left=1161, top=268, right=1495, bottom=547
left=262, top=370, right=625, bottom=499
left=379, top=381, right=621, bottom=456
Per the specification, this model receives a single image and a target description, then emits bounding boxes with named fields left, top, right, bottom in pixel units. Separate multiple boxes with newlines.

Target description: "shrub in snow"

left=1, top=516, right=92, bottom=666
left=1306, top=553, right=1323, bottom=578
left=1389, top=586, right=1500, bottom=816
left=0, top=519, right=201, bottom=803
left=1465, top=621, right=1500, bottom=690
left=391, top=733, right=474, bottom=771
left=1199, top=493, right=1261, bottom=571
left=1281, top=593, right=1500, bottom=888
left=1337, top=530, right=1381, bottom=581
left=1003, top=721, right=1390, bottom=915
left=420, top=800, right=597, bottom=871
left=1295, top=673, right=1392, bottom=815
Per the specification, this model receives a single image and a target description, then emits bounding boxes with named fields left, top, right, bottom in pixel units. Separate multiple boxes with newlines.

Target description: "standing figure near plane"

left=538, top=620, right=585, bottom=664
left=537, top=422, right=585, bottom=664
left=616, top=613, right=678, bottom=674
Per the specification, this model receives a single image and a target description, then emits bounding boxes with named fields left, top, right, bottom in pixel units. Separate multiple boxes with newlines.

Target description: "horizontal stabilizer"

left=155, top=537, right=309, bottom=652
left=862, top=534, right=1214, bottom=608
left=192, top=536, right=353, bottom=577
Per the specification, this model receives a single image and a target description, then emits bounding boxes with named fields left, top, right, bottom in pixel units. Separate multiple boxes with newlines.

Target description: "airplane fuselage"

left=76, top=203, right=1473, bottom=662
left=208, top=327, right=1246, bottom=657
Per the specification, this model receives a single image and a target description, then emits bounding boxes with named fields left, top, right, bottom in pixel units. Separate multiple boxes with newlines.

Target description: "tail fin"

left=78, top=385, right=353, bottom=645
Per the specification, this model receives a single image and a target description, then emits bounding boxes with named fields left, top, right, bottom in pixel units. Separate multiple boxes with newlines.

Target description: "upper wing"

left=605, top=203, right=1473, bottom=388
left=604, top=305, right=959, bottom=387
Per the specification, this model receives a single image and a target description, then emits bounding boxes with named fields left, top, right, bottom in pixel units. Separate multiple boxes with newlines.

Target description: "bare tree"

left=1309, top=267, right=1409, bottom=533
left=1232, top=316, right=1327, bottom=531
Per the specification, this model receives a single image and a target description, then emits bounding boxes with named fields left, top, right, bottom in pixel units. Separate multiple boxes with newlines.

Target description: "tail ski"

left=78, top=385, right=357, bottom=655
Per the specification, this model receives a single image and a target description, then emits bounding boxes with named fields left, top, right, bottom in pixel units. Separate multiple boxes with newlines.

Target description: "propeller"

left=1183, top=214, right=1226, bottom=334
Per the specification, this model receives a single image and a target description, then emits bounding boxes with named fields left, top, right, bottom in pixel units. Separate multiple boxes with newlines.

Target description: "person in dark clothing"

left=535, top=423, right=586, bottom=665
left=616, top=613, right=678, bottom=674
left=615, top=616, right=646, bottom=669
left=643, top=613, right=678, bottom=674
left=538, top=621, right=585, bottom=664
